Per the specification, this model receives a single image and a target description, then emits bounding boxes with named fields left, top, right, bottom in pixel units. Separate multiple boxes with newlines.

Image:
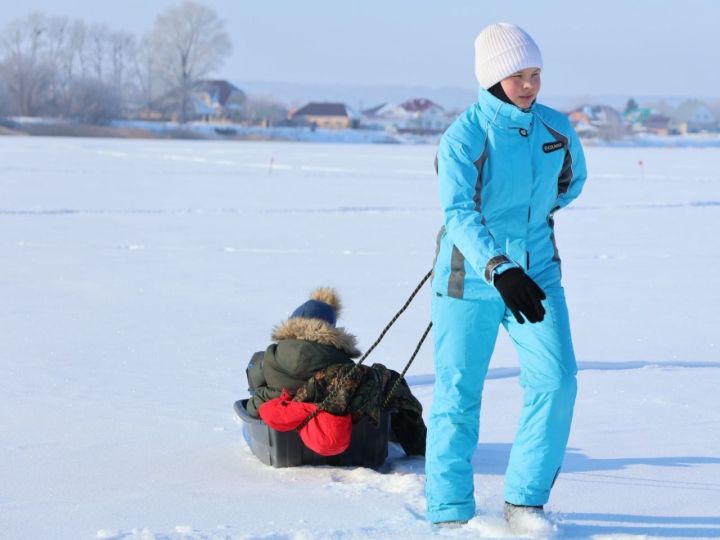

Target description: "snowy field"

left=1, top=137, right=719, bottom=539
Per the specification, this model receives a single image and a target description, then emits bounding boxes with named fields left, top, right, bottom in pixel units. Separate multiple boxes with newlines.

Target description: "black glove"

left=493, top=268, right=546, bottom=324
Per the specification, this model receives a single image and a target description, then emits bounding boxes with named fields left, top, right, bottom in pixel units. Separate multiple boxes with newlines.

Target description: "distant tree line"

left=0, top=1, right=232, bottom=124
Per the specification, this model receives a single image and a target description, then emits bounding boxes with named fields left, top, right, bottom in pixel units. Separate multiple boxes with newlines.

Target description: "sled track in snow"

left=406, top=361, right=720, bottom=387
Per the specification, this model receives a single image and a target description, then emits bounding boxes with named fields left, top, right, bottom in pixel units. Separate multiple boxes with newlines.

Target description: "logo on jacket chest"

left=542, top=141, right=565, bottom=153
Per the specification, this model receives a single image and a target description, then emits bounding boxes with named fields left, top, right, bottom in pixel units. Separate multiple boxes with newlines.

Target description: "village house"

left=194, top=80, right=246, bottom=122
left=568, top=114, right=599, bottom=139
left=673, top=100, right=717, bottom=133
left=361, top=98, right=449, bottom=134
left=568, top=104, right=625, bottom=140
left=135, top=79, right=246, bottom=122
left=643, top=113, right=676, bottom=136
left=289, top=102, right=360, bottom=129
left=623, top=107, right=677, bottom=136
left=361, top=102, right=397, bottom=131
left=623, top=107, right=650, bottom=134
left=397, top=98, right=448, bottom=133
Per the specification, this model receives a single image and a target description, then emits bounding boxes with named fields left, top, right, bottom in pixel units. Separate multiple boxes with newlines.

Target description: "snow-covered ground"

left=1, top=137, right=719, bottom=539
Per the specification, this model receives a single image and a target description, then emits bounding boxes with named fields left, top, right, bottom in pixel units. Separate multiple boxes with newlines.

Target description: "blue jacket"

left=432, top=88, right=587, bottom=299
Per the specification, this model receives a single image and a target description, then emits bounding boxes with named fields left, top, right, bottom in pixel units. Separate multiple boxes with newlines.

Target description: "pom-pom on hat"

left=290, top=287, right=342, bottom=327
left=474, top=22, right=543, bottom=89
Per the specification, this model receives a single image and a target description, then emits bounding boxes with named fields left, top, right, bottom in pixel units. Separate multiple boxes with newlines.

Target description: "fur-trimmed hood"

left=272, top=318, right=361, bottom=358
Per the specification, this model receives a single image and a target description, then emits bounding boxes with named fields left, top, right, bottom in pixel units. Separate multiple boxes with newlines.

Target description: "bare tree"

left=109, top=31, right=135, bottom=89
left=45, top=18, right=90, bottom=116
left=44, top=15, right=70, bottom=112
left=88, top=23, right=108, bottom=81
left=0, top=79, right=12, bottom=116
left=131, top=35, right=160, bottom=112
left=149, top=0, right=231, bottom=122
left=243, top=95, right=288, bottom=126
left=70, top=77, right=121, bottom=123
left=69, top=19, right=88, bottom=81
left=0, top=4, right=233, bottom=122
left=0, top=13, right=52, bottom=116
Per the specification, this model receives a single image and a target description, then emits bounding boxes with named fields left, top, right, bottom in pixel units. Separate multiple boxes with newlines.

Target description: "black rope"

left=295, top=269, right=433, bottom=431
left=354, top=269, right=433, bottom=366
left=381, top=321, right=432, bottom=410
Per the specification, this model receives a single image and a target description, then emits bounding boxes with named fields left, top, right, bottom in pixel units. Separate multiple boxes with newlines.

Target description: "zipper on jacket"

left=521, top=126, right=531, bottom=270
left=527, top=207, right=531, bottom=269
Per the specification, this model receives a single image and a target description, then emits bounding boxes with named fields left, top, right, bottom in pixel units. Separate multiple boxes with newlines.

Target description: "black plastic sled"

left=234, top=398, right=392, bottom=469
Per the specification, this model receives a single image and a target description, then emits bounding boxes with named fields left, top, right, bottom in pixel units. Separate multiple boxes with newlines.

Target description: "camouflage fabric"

left=294, top=362, right=426, bottom=456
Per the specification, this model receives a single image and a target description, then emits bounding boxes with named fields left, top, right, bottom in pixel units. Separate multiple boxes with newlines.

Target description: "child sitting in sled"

left=245, top=287, right=426, bottom=456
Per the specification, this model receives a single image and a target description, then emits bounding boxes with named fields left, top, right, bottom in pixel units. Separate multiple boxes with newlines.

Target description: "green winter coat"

left=245, top=316, right=361, bottom=417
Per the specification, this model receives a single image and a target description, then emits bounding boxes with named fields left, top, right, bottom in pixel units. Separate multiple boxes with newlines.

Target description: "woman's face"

left=500, top=68, right=542, bottom=109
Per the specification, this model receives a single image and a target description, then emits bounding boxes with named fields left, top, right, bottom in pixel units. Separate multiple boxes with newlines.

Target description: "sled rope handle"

left=381, top=320, right=432, bottom=410
left=295, top=269, right=433, bottom=431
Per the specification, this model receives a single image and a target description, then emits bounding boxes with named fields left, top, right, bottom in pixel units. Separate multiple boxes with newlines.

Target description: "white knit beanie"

left=474, top=23, right=543, bottom=89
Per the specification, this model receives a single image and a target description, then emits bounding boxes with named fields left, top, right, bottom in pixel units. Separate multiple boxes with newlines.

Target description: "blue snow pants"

left=425, top=286, right=577, bottom=523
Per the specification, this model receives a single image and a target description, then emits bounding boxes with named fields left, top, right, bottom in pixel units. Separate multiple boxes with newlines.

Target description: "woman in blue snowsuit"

left=427, top=23, right=587, bottom=525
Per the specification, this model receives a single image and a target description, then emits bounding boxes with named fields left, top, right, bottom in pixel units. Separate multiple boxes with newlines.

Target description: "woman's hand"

left=493, top=268, right=546, bottom=324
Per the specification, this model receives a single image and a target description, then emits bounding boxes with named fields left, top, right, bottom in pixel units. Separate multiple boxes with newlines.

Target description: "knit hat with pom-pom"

left=290, top=287, right=342, bottom=327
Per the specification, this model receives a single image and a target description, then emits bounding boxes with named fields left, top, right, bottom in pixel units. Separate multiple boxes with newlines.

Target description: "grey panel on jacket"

left=538, top=119, right=573, bottom=196
left=446, top=142, right=489, bottom=298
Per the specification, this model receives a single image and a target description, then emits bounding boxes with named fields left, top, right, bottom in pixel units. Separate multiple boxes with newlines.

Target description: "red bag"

left=258, top=389, right=316, bottom=431
left=298, top=409, right=352, bottom=456
left=258, top=389, right=352, bottom=456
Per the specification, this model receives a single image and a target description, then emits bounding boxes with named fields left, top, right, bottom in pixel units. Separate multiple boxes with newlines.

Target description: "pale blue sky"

left=2, top=0, right=718, bottom=97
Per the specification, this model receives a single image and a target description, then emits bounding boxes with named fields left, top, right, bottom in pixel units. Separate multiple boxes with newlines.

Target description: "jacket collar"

left=272, top=317, right=361, bottom=358
left=477, top=87, right=535, bottom=131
